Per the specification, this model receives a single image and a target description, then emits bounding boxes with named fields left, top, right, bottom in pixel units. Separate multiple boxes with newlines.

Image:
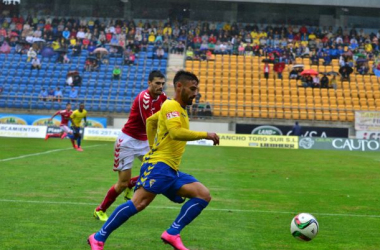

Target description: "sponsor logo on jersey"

left=166, top=111, right=180, bottom=119
left=149, top=179, right=156, bottom=187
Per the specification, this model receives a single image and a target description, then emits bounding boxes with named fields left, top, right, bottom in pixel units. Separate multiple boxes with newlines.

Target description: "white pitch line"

left=0, top=199, right=379, bottom=218
left=0, top=144, right=104, bottom=162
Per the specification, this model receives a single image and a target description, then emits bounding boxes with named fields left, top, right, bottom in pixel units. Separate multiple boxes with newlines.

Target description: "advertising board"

left=0, top=124, right=47, bottom=138
left=236, top=124, right=349, bottom=138
left=355, top=111, right=380, bottom=131
left=298, top=137, right=380, bottom=152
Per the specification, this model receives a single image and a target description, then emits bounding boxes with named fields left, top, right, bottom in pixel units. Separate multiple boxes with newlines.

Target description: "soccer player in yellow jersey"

left=88, top=71, right=219, bottom=250
left=70, top=103, right=87, bottom=152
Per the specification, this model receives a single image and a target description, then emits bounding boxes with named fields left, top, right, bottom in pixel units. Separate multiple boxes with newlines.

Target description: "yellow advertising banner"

left=219, top=133, right=299, bottom=149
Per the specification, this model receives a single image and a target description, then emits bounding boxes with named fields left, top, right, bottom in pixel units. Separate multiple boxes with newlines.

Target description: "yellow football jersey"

left=144, top=100, right=207, bottom=171
left=70, top=109, right=87, bottom=127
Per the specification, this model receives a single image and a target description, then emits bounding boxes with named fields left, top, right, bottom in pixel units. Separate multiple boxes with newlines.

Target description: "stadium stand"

left=0, top=12, right=379, bottom=121
left=0, top=48, right=167, bottom=113
left=183, top=22, right=380, bottom=121
left=0, top=15, right=169, bottom=113
left=186, top=55, right=380, bottom=122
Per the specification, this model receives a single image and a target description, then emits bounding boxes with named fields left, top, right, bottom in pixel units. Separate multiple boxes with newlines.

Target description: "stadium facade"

left=2, top=0, right=378, bottom=30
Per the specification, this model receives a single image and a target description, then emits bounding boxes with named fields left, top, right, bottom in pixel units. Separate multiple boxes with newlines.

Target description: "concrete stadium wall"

left=111, top=118, right=354, bottom=137
left=112, top=118, right=233, bottom=133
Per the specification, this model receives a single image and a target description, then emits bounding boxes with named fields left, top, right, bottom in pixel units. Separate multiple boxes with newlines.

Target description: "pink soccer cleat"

left=161, top=231, right=189, bottom=250
left=61, top=132, right=67, bottom=139
left=76, top=146, right=83, bottom=152
left=87, top=233, right=104, bottom=250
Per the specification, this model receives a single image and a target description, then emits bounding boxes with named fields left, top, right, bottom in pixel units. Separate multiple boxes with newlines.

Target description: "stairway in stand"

left=164, top=53, right=185, bottom=98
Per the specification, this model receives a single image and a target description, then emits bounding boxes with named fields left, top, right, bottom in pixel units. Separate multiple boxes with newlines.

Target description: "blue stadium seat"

left=0, top=100, right=6, bottom=108
left=107, top=105, right=115, bottom=112
left=21, top=101, right=29, bottom=109
left=100, top=104, right=107, bottom=112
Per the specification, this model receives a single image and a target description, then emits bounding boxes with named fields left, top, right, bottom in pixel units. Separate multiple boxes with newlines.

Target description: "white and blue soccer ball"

left=290, top=213, right=319, bottom=241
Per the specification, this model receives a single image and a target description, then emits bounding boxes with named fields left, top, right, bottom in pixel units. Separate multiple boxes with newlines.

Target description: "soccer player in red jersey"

left=46, top=103, right=77, bottom=149
left=93, top=70, right=167, bottom=222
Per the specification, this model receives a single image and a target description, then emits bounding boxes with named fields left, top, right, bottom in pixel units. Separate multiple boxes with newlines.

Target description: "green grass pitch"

left=0, top=137, right=379, bottom=250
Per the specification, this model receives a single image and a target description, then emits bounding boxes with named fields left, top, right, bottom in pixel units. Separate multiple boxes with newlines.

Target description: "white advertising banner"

left=0, top=124, right=47, bottom=138
left=186, top=139, right=214, bottom=146
left=355, top=130, right=380, bottom=140
left=355, top=111, right=380, bottom=131
left=84, top=128, right=122, bottom=141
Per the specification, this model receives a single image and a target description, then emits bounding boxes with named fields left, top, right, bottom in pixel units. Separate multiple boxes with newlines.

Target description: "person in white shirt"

left=76, top=28, right=85, bottom=39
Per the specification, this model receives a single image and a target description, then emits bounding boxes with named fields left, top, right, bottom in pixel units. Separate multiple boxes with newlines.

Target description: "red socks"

left=96, top=176, right=139, bottom=212
left=97, top=186, right=120, bottom=212
left=128, top=176, right=139, bottom=188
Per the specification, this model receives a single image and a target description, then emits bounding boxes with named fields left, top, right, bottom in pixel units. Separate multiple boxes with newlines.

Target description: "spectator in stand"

left=69, top=87, right=78, bottom=102
left=313, top=75, right=321, bottom=88
left=39, top=88, right=48, bottom=101
left=302, top=75, right=313, bottom=88
left=263, top=63, right=270, bottom=79
left=62, top=27, right=70, bottom=41
left=357, top=63, right=369, bottom=75
left=73, top=43, right=82, bottom=56
left=113, top=66, right=121, bottom=80
left=339, top=55, right=346, bottom=67
left=54, top=87, right=63, bottom=102
left=323, top=53, right=332, bottom=66
left=310, top=52, right=319, bottom=65
left=156, top=46, right=165, bottom=59
left=340, top=67, right=351, bottom=82
left=206, top=50, right=215, bottom=61
left=27, top=47, right=36, bottom=62
left=320, top=74, right=329, bottom=88
left=31, top=57, right=41, bottom=70
left=238, top=42, right=245, bottom=55
left=186, top=46, right=194, bottom=60
left=289, top=68, right=299, bottom=79
left=329, top=75, right=338, bottom=89
left=148, top=32, right=155, bottom=44
left=176, top=41, right=185, bottom=54
left=47, top=88, right=55, bottom=101
left=76, top=28, right=85, bottom=40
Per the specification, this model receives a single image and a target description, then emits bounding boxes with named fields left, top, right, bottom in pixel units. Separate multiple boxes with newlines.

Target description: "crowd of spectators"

left=0, top=14, right=176, bottom=60
left=1, top=13, right=379, bottom=67
left=184, top=22, right=380, bottom=65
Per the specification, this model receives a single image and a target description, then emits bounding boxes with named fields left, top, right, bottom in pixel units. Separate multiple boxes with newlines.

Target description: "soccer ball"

left=290, top=213, right=319, bottom=241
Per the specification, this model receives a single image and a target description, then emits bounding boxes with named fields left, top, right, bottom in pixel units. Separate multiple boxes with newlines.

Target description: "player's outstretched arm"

left=49, top=111, right=60, bottom=121
left=146, top=111, right=160, bottom=148
left=206, top=132, right=220, bottom=145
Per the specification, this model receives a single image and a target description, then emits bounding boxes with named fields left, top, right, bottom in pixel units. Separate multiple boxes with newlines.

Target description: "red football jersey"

left=122, top=89, right=167, bottom=140
left=54, top=110, right=73, bottom=126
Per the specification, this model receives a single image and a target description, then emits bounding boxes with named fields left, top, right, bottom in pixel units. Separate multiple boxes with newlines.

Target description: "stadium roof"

left=209, top=0, right=380, bottom=8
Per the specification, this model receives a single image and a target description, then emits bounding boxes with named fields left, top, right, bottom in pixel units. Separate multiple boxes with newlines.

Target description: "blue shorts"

left=135, top=162, right=198, bottom=203
left=72, top=127, right=81, bottom=136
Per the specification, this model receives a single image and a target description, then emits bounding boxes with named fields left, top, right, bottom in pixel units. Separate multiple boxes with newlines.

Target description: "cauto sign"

left=332, top=139, right=380, bottom=151
left=298, top=137, right=380, bottom=152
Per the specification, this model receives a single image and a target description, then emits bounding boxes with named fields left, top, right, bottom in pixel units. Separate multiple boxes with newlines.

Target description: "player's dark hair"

left=66, top=102, right=71, bottom=106
left=173, top=70, right=199, bottom=88
left=148, top=70, right=165, bottom=81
